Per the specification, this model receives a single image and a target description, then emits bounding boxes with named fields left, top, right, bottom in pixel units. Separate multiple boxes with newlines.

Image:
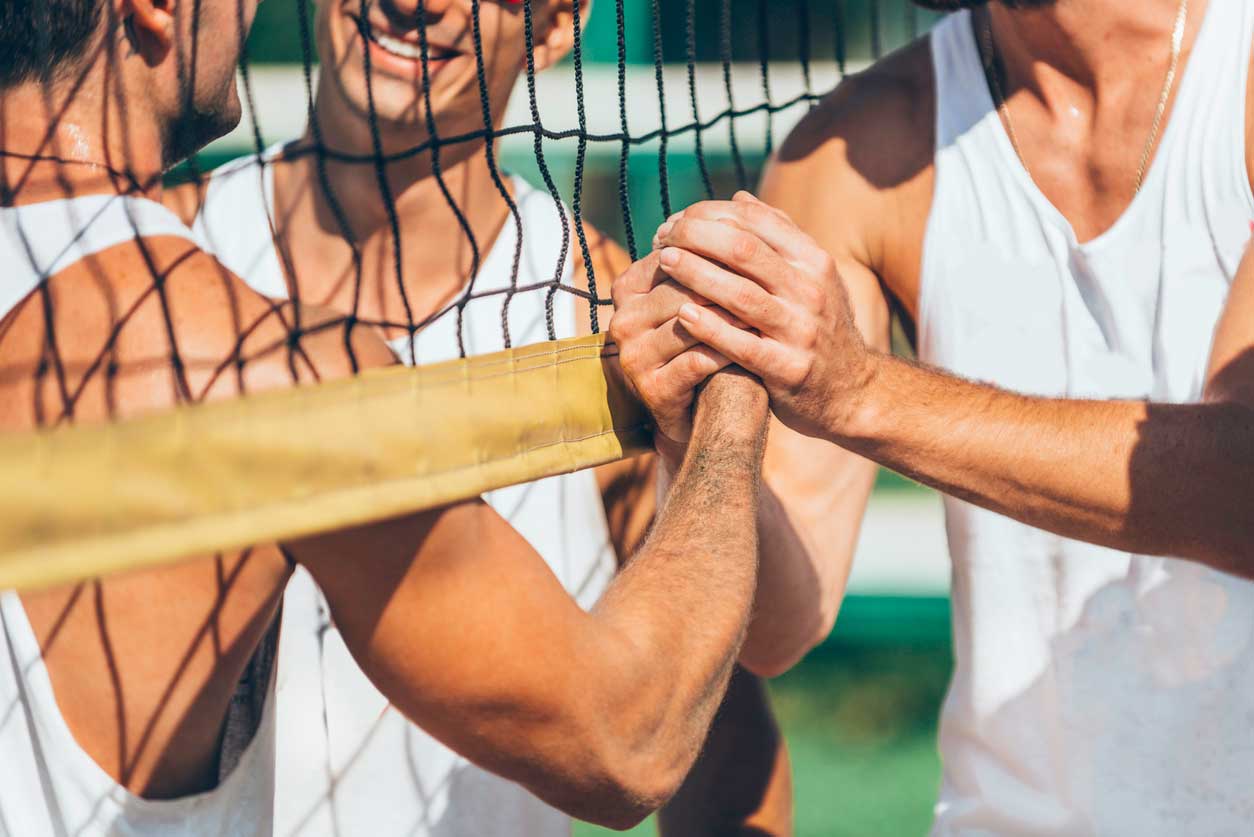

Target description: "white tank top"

left=195, top=152, right=616, bottom=837
left=921, top=5, right=1254, bottom=834
left=0, top=195, right=277, bottom=837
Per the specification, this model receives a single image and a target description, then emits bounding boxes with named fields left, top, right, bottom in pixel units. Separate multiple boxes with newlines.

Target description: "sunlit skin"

left=170, top=0, right=846, bottom=681
left=168, top=0, right=800, bottom=830
left=614, top=0, right=1254, bottom=610
left=0, top=0, right=781, bottom=829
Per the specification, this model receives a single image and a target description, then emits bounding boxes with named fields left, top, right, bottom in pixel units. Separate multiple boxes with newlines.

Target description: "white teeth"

left=372, top=29, right=424, bottom=60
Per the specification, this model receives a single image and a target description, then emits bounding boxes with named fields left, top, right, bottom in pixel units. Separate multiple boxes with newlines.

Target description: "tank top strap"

left=929, top=10, right=991, bottom=153
left=1166, top=0, right=1254, bottom=221
left=1, top=194, right=196, bottom=277
left=194, top=144, right=288, bottom=299
left=0, top=194, right=200, bottom=322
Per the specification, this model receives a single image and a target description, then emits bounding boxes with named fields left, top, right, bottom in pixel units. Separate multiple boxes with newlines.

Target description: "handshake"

left=610, top=191, right=874, bottom=452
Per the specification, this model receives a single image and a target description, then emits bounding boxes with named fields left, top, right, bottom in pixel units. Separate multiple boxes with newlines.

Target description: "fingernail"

left=656, top=221, right=674, bottom=239
left=659, top=248, right=680, bottom=267
left=678, top=303, right=701, bottom=324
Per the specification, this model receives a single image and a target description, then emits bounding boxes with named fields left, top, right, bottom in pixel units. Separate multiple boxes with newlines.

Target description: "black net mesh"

left=0, top=1, right=935, bottom=583
left=172, top=0, right=934, bottom=366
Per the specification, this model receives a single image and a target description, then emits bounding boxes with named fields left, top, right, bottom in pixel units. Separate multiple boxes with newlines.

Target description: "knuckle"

left=731, top=232, right=759, bottom=264
left=670, top=218, right=692, bottom=243
left=608, top=311, right=631, bottom=342
left=799, top=282, right=826, bottom=313
left=732, top=283, right=760, bottom=313
left=744, top=202, right=772, bottom=227
left=681, top=350, right=708, bottom=377
left=795, top=319, right=819, bottom=351
left=816, top=252, right=838, bottom=278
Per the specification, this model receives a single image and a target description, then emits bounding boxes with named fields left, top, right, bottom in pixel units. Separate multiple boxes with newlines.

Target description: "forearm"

left=656, top=431, right=870, bottom=679
left=574, top=375, right=768, bottom=807
left=739, top=444, right=875, bottom=676
left=658, top=665, right=792, bottom=836
left=837, top=353, right=1254, bottom=575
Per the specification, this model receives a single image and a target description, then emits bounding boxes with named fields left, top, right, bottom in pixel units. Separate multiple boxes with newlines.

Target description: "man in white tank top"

left=613, top=0, right=1254, bottom=832
left=177, top=0, right=875, bottom=833
left=0, top=1, right=793, bottom=835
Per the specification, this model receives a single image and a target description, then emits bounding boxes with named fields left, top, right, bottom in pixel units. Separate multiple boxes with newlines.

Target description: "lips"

left=355, top=16, right=460, bottom=64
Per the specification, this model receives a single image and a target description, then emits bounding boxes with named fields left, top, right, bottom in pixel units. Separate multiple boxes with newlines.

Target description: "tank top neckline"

left=216, top=143, right=569, bottom=359
left=953, top=0, right=1222, bottom=252
left=242, top=141, right=543, bottom=349
left=0, top=591, right=272, bottom=815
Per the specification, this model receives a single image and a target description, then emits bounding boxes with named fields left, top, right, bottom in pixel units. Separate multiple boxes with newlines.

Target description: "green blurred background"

left=216, top=3, right=954, bottom=833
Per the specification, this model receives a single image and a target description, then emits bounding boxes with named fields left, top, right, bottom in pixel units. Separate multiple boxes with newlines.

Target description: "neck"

left=0, top=67, right=165, bottom=205
left=988, top=0, right=1198, bottom=102
left=299, top=73, right=512, bottom=267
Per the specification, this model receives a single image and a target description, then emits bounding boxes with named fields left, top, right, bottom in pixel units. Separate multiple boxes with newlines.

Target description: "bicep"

left=1206, top=245, right=1254, bottom=406
left=287, top=500, right=598, bottom=757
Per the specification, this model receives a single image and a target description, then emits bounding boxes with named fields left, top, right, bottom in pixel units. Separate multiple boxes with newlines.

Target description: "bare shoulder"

left=766, top=38, right=934, bottom=316
left=0, top=235, right=394, bottom=430
left=773, top=37, right=935, bottom=195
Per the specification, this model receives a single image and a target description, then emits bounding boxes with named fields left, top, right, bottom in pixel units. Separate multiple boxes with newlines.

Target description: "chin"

left=164, top=97, right=242, bottom=169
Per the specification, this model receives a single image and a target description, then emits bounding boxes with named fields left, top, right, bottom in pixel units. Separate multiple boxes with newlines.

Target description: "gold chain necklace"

left=979, top=0, right=1189, bottom=194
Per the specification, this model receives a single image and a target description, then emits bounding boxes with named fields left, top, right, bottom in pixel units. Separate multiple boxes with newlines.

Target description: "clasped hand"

left=610, top=191, right=869, bottom=452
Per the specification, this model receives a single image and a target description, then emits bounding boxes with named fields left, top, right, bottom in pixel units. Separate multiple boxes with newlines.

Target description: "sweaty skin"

left=172, top=0, right=794, bottom=828
left=615, top=0, right=1254, bottom=581
left=172, top=0, right=858, bottom=683
left=1, top=0, right=777, bottom=828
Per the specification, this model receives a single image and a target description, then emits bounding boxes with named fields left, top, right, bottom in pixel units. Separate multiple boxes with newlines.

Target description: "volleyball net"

left=1, top=0, right=932, bottom=591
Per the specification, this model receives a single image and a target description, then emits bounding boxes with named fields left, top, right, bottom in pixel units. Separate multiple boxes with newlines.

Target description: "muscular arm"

left=827, top=253, right=1254, bottom=577
left=612, top=54, right=937, bottom=676
left=574, top=224, right=795, bottom=836
left=656, top=193, right=1254, bottom=581
left=285, top=372, right=770, bottom=830
left=733, top=102, right=903, bottom=676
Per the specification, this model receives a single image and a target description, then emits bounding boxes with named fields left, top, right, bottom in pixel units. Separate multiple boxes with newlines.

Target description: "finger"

left=626, top=316, right=703, bottom=370
left=632, top=280, right=716, bottom=328
left=663, top=195, right=826, bottom=268
left=617, top=302, right=745, bottom=373
left=654, top=344, right=732, bottom=397
left=655, top=217, right=795, bottom=298
left=659, top=247, right=792, bottom=334
left=677, top=302, right=782, bottom=378
left=612, top=251, right=668, bottom=302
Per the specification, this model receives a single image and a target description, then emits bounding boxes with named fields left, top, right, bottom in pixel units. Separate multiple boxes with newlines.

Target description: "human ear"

left=530, top=0, right=590, bottom=72
left=118, top=0, right=176, bottom=64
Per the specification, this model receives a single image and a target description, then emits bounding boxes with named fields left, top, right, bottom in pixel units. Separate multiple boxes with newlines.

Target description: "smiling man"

left=175, top=0, right=838, bottom=834
left=0, top=1, right=785, bottom=834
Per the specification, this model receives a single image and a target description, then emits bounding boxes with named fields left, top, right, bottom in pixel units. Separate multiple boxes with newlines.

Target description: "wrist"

left=825, top=350, right=887, bottom=444
left=653, top=428, right=689, bottom=472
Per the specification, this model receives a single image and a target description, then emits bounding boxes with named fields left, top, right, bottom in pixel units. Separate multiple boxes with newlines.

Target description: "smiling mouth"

left=355, top=16, right=459, bottom=63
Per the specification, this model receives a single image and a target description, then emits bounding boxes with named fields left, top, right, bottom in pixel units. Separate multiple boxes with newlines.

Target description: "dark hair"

left=0, top=0, right=104, bottom=87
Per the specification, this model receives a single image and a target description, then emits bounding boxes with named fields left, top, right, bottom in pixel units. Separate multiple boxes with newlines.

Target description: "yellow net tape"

left=0, top=334, right=652, bottom=592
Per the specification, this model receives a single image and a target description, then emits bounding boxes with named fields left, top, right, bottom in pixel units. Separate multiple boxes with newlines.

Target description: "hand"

left=653, top=192, right=873, bottom=441
left=610, top=250, right=736, bottom=463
